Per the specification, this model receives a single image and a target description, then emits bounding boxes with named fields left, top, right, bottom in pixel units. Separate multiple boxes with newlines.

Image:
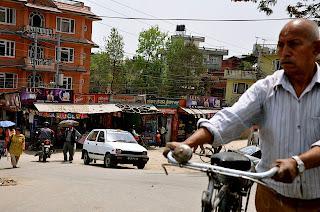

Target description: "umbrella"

left=0, top=121, right=15, bottom=128
left=58, top=120, right=79, bottom=128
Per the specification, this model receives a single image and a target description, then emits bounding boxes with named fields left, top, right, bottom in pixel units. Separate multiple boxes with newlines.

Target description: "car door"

left=85, top=130, right=99, bottom=159
left=95, top=130, right=106, bottom=160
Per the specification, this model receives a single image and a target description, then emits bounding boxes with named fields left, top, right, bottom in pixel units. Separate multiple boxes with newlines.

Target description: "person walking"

left=63, top=126, right=81, bottom=163
left=160, top=126, right=167, bottom=147
left=8, top=127, right=25, bottom=168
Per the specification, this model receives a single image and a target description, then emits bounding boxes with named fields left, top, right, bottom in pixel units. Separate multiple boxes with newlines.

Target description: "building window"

left=29, top=12, right=44, bottom=28
left=0, top=40, right=15, bottom=57
left=0, top=7, right=16, bottom=24
left=28, top=45, right=44, bottom=59
left=57, top=47, right=74, bottom=63
left=0, top=73, right=17, bottom=88
left=62, top=77, right=72, bottom=90
left=273, top=59, right=281, bottom=71
left=233, top=83, right=249, bottom=94
left=56, top=17, right=75, bottom=33
left=28, top=74, right=43, bottom=88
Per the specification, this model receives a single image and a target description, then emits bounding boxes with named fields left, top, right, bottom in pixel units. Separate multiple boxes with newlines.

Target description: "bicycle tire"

left=200, top=147, right=214, bottom=163
left=217, top=193, right=242, bottom=212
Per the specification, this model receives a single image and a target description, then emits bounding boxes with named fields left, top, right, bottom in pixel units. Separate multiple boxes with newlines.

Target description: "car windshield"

left=107, top=132, right=137, bottom=143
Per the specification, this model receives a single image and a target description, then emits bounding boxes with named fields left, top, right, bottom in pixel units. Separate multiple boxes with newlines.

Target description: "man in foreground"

left=165, top=19, right=320, bottom=211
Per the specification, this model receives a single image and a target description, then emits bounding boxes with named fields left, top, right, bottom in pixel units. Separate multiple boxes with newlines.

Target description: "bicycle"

left=162, top=145, right=278, bottom=212
left=194, top=144, right=223, bottom=163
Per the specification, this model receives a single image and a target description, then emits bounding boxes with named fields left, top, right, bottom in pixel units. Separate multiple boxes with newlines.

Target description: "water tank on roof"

left=176, top=25, right=185, bottom=32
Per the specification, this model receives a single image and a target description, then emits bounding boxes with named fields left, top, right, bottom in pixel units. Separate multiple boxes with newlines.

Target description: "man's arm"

left=184, top=127, right=213, bottom=148
left=272, top=146, right=320, bottom=183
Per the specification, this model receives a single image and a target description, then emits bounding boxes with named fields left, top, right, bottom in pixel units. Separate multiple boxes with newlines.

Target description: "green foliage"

left=133, top=26, right=168, bottom=95
left=166, top=37, right=206, bottom=97
left=232, top=0, right=319, bottom=22
left=106, top=28, right=124, bottom=64
left=105, top=28, right=125, bottom=93
left=90, top=52, right=111, bottom=93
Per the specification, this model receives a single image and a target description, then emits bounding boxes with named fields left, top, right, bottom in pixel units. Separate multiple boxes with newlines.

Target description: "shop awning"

left=180, top=107, right=220, bottom=119
left=34, top=103, right=122, bottom=114
left=115, top=103, right=160, bottom=114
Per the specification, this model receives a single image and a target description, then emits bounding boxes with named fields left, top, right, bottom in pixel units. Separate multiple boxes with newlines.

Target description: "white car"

left=82, top=129, right=149, bottom=169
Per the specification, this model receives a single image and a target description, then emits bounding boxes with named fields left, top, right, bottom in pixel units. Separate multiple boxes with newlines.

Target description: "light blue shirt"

left=198, top=63, right=320, bottom=199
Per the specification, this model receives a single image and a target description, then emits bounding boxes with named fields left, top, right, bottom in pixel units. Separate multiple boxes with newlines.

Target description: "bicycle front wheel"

left=200, top=147, right=214, bottom=163
left=217, top=194, right=242, bottom=212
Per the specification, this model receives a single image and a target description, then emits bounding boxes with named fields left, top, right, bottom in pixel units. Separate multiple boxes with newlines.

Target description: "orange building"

left=0, top=0, right=100, bottom=94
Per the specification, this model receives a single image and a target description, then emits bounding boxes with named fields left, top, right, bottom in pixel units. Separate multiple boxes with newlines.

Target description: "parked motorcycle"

left=36, top=139, right=54, bottom=162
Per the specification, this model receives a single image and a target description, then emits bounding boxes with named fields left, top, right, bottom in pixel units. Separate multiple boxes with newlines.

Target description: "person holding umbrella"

left=8, top=127, right=25, bottom=168
left=63, top=125, right=81, bottom=163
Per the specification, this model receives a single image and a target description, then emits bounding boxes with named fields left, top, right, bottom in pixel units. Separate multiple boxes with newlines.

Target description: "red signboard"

left=95, top=94, right=109, bottom=103
left=159, top=108, right=177, bottom=115
left=73, top=94, right=109, bottom=104
left=74, top=94, right=95, bottom=104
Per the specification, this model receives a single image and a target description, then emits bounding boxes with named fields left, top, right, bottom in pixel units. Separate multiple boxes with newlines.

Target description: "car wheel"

left=83, top=151, right=90, bottom=165
left=137, top=163, right=145, bottom=169
left=104, top=154, right=113, bottom=168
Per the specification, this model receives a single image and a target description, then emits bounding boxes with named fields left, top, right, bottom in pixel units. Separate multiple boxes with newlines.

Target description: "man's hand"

left=272, top=158, right=299, bottom=183
left=163, top=142, right=182, bottom=158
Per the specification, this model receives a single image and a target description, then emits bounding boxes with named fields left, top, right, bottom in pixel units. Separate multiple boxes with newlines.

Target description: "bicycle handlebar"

left=167, top=151, right=278, bottom=180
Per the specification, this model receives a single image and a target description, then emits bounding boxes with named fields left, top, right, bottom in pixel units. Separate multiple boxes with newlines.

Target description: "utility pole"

left=32, top=32, right=38, bottom=88
left=55, top=34, right=61, bottom=87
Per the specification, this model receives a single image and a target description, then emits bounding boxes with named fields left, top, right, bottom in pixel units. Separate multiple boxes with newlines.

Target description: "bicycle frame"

left=163, top=151, right=278, bottom=212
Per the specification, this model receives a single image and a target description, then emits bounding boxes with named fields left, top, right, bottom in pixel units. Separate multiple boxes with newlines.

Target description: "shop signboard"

left=0, top=92, right=21, bottom=111
left=73, top=94, right=109, bottom=104
left=159, top=108, right=177, bottom=115
left=186, top=95, right=221, bottom=108
left=95, top=94, right=109, bottom=103
left=110, top=95, right=146, bottom=104
left=74, top=94, right=95, bottom=104
left=146, top=97, right=180, bottom=108
left=21, top=88, right=73, bottom=104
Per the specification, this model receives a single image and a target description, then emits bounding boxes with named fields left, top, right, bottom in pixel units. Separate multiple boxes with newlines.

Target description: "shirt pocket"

left=310, top=116, right=320, bottom=140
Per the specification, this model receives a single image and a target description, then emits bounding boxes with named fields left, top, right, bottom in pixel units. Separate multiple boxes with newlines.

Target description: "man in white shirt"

left=164, top=19, right=320, bottom=211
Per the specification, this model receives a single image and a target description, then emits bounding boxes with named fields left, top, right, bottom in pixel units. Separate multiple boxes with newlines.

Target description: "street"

left=0, top=141, right=257, bottom=212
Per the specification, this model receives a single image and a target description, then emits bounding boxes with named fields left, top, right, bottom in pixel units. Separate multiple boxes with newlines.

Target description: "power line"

left=98, top=16, right=294, bottom=22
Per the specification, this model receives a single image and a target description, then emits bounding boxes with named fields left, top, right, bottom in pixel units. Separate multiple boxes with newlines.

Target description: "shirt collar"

left=273, top=62, right=320, bottom=89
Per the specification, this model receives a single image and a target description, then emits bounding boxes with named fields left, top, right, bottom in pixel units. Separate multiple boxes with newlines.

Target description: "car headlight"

left=116, top=149, right=122, bottom=154
left=142, top=151, right=147, bottom=155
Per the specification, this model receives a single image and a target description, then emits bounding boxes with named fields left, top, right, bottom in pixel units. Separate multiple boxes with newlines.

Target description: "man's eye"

left=277, top=43, right=283, bottom=49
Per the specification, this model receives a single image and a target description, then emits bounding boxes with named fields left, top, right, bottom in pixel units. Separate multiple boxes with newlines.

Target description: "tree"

left=166, top=37, right=206, bottom=97
left=105, top=28, right=125, bottom=93
left=90, top=52, right=111, bottom=93
left=135, top=26, right=168, bottom=95
left=232, top=0, right=319, bottom=22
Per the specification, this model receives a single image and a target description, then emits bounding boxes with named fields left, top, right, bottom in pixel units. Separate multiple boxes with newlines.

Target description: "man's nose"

left=279, top=44, right=291, bottom=58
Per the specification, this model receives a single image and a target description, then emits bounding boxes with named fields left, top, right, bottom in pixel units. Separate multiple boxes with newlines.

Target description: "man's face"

left=277, top=24, right=317, bottom=76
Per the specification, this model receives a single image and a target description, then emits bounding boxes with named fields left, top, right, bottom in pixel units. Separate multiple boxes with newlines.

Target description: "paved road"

left=0, top=140, right=257, bottom=212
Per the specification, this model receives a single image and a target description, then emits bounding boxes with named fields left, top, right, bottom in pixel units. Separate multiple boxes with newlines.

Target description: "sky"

left=81, top=0, right=299, bottom=58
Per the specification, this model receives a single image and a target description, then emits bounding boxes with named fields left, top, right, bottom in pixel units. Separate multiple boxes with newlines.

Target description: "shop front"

left=146, top=97, right=182, bottom=143
left=0, top=92, right=21, bottom=126
left=177, top=96, right=221, bottom=142
left=33, top=103, right=122, bottom=147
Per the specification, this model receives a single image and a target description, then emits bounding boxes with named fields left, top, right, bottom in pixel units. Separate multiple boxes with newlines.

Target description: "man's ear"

left=314, top=40, right=320, bottom=59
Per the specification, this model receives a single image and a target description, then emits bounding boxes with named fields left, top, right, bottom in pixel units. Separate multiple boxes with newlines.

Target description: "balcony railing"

left=24, top=25, right=55, bottom=37
left=24, top=58, right=56, bottom=72
left=224, top=69, right=257, bottom=80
